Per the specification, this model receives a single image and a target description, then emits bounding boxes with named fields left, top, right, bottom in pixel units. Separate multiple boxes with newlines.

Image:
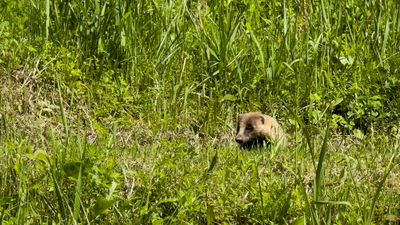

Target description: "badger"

left=236, top=112, right=286, bottom=149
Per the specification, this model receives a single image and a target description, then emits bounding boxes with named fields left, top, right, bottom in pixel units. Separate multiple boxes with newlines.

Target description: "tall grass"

left=23, top=0, right=400, bottom=127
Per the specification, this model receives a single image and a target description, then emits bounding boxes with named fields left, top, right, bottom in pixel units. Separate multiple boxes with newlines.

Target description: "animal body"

left=235, top=112, right=286, bottom=149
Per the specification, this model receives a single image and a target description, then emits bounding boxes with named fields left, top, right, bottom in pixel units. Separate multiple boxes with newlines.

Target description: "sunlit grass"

left=0, top=0, right=400, bottom=224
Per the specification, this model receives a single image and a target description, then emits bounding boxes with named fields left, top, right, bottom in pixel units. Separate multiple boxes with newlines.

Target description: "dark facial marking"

left=245, top=124, right=253, bottom=131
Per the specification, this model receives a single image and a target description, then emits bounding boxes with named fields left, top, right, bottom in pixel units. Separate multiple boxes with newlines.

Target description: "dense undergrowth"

left=1, top=0, right=400, bottom=224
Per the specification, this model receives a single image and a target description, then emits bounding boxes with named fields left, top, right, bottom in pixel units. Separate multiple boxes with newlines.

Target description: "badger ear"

left=259, top=115, right=265, bottom=124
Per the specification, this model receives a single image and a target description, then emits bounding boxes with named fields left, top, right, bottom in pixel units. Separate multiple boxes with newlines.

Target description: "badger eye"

left=245, top=125, right=253, bottom=131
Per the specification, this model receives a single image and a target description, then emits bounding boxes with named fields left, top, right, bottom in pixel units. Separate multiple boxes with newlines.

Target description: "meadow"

left=0, top=0, right=399, bottom=224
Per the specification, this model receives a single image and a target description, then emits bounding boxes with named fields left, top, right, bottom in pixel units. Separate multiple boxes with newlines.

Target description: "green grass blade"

left=365, top=153, right=397, bottom=225
left=57, top=79, right=69, bottom=144
left=72, top=163, right=82, bottom=223
left=314, top=123, right=330, bottom=202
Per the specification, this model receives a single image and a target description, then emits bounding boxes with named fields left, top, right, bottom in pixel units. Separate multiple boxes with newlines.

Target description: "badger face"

left=235, top=113, right=269, bottom=149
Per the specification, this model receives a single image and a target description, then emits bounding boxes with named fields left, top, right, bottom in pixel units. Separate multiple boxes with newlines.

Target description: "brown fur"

left=235, top=112, right=286, bottom=149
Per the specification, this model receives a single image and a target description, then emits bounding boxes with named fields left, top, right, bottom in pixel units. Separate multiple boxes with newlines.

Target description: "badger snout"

left=235, top=134, right=244, bottom=143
